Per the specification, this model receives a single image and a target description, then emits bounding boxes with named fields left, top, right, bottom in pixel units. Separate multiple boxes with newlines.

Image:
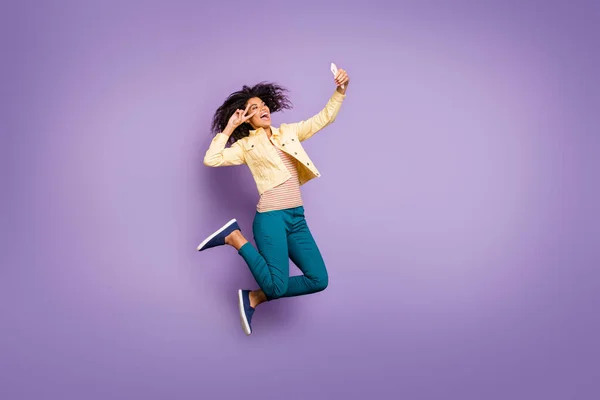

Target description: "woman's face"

left=246, top=97, right=271, bottom=129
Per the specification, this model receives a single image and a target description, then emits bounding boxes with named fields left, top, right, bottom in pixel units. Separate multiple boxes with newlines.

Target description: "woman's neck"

left=251, top=125, right=272, bottom=138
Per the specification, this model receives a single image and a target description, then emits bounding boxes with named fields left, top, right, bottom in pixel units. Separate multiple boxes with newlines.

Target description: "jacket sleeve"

left=203, top=133, right=246, bottom=167
left=288, top=90, right=346, bottom=142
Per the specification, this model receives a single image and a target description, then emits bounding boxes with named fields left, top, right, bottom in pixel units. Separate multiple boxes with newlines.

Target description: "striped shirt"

left=256, top=147, right=303, bottom=212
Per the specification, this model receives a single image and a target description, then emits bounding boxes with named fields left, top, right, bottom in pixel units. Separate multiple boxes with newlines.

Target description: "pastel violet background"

left=2, top=0, right=599, bottom=399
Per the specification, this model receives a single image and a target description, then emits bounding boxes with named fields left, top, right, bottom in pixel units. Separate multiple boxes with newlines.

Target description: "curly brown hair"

left=210, top=82, right=293, bottom=144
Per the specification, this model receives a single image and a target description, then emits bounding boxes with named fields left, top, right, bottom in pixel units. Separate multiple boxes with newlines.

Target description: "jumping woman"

left=197, top=66, right=350, bottom=335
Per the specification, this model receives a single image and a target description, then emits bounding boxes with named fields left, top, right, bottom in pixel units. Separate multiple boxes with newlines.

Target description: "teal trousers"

left=238, top=206, right=329, bottom=301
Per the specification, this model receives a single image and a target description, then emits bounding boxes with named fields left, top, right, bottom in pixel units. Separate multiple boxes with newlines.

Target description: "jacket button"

left=251, top=144, right=254, bottom=147
left=307, top=162, right=310, bottom=166
left=294, top=152, right=297, bottom=155
left=292, top=139, right=295, bottom=141
left=282, top=144, right=285, bottom=146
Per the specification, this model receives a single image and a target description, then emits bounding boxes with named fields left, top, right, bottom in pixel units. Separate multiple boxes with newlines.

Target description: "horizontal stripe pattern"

left=257, top=147, right=303, bottom=212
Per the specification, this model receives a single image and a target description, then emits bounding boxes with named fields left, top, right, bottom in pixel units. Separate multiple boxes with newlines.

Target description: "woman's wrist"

left=223, top=124, right=235, bottom=136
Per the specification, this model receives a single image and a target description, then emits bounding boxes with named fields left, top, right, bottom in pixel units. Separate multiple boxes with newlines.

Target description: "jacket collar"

left=249, top=126, right=280, bottom=138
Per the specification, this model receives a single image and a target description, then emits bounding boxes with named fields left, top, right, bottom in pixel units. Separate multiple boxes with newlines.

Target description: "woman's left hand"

left=334, top=68, right=349, bottom=93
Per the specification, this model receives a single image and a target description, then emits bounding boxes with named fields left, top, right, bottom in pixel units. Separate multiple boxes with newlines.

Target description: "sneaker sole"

left=238, top=289, right=252, bottom=336
left=196, top=218, right=237, bottom=251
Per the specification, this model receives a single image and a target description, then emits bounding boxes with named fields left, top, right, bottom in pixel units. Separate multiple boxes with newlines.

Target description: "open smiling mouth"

left=260, top=112, right=270, bottom=121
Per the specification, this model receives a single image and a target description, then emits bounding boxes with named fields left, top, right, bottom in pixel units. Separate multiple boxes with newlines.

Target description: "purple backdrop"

left=2, top=0, right=599, bottom=399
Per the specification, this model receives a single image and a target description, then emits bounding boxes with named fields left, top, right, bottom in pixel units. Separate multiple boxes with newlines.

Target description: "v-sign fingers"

left=244, top=110, right=258, bottom=121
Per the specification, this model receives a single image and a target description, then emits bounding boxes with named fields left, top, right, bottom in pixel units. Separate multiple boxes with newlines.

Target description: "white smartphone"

left=330, top=62, right=344, bottom=89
